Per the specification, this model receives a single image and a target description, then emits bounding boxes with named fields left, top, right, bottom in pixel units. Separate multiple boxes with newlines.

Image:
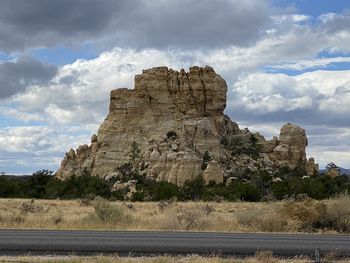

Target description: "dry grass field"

left=0, top=196, right=349, bottom=233
left=1, top=252, right=349, bottom=263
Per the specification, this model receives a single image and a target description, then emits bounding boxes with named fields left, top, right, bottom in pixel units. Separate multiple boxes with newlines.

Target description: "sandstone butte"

left=57, top=66, right=319, bottom=186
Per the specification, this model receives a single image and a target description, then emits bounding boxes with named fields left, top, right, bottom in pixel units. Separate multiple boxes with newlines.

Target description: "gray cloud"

left=319, top=10, right=350, bottom=33
left=0, top=56, right=57, bottom=98
left=0, top=0, right=271, bottom=52
left=110, top=0, right=271, bottom=49
left=227, top=106, right=350, bottom=129
left=226, top=70, right=350, bottom=130
left=0, top=0, right=130, bottom=52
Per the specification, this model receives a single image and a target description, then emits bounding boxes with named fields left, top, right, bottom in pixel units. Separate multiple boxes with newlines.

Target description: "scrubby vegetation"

left=0, top=253, right=330, bottom=263
left=0, top=166, right=349, bottom=202
left=0, top=196, right=349, bottom=234
left=221, top=133, right=261, bottom=159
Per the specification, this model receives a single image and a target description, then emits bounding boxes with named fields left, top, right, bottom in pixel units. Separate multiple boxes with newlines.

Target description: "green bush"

left=148, top=181, right=181, bottom=201
left=0, top=166, right=348, bottom=203
left=92, top=197, right=125, bottom=224
left=201, top=151, right=212, bottom=170
left=222, top=134, right=260, bottom=159
left=115, top=163, right=143, bottom=183
left=0, top=177, right=18, bottom=197
left=181, top=176, right=205, bottom=200
left=131, top=191, right=145, bottom=201
left=166, top=131, right=178, bottom=139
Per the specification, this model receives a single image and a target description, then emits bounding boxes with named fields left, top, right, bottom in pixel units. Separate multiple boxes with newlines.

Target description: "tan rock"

left=91, top=134, right=97, bottom=143
left=203, top=160, right=224, bottom=184
left=306, top=157, right=319, bottom=176
left=57, top=66, right=229, bottom=184
left=260, top=137, right=279, bottom=153
left=266, top=123, right=310, bottom=169
left=57, top=66, right=317, bottom=185
left=326, top=168, right=341, bottom=177
left=225, top=176, right=237, bottom=185
left=278, top=123, right=307, bottom=165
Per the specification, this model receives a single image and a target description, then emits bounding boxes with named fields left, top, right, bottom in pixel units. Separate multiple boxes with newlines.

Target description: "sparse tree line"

left=0, top=166, right=349, bottom=201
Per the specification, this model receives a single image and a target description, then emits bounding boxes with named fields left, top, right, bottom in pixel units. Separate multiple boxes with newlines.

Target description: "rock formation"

left=57, top=66, right=318, bottom=185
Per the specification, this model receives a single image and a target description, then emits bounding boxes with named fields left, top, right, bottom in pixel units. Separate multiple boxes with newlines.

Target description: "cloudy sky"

left=0, top=0, right=349, bottom=174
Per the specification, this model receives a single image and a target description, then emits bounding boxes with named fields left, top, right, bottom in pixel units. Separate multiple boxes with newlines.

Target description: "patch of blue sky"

left=64, top=129, right=91, bottom=138
left=317, top=50, right=350, bottom=58
left=264, top=66, right=305, bottom=76
left=31, top=43, right=98, bottom=66
left=0, top=116, right=46, bottom=128
left=274, top=0, right=350, bottom=17
left=0, top=52, right=15, bottom=62
left=264, top=61, right=350, bottom=76
left=0, top=116, right=25, bottom=128
left=0, top=159, right=59, bottom=175
left=322, top=61, right=350, bottom=71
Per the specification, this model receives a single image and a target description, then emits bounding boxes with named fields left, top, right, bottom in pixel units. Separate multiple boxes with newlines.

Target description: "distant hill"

left=0, top=175, right=32, bottom=181
left=338, top=167, right=350, bottom=176
left=320, top=167, right=350, bottom=176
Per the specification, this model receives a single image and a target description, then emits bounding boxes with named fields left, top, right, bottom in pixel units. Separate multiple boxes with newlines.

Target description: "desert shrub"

left=203, top=183, right=238, bottom=201
left=237, top=209, right=263, bottom=228
left=129, top=141, right=140, bottom=161
left=295, top=193, right=309, bottom=201
left=255, top=250, right=278, bottom=263
left=233, top=182, right=261, bottom=201
left=254, top=212, right=289, bottom=232
left=181, top=176, right=205, bottom=200
left=130, top=190, right=145, bottom=201
left=25, top=170, right=54, bottom=198
left=51, top=211, right=63, bottom=224
left=47, top=174, right=110, bottom=199
left=160, top=206, right=211, bottom=231
left=9, top=212, right=26, bottom=223
left=222, top=134, right=260, bottom=159
left=318, top=195, right=350, bottom=233
left=0, top=177, right=19, bottom=197
left=79, top=194, right=95, bottom=206
left=236, top=196, right=350, bottom=233
left=148, top=181, right=181, bottom=201
left=201, top=204, right=215, bottom=216
left=115, top=163, right=141, bottom=183
left=128, top=179, right=180, bottom=201
left=271, top=181, right=290, bottom=200
left=176, top=208, right=203, bottom=230
left=166, top=131, right=177, bottom=139
left=281, top=199, right=327, bottom=231
left=110, top=189, right=126, bottom=201
left=91, top=197, right=126, bottom=224
left=238, top=207, right=298, bottom=232
left=20, top=199, right=43, bottom=213
left=158, top=200, right=175, bottom=213
left=0, top=166, right=348, bottom=202
left=201, top=151, right=212, bottom=170
left=123, top=203, right=134, bottom=210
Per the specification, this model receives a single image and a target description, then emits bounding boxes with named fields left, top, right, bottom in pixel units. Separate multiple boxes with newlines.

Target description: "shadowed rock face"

left=56, top=66, right=318, bottom=185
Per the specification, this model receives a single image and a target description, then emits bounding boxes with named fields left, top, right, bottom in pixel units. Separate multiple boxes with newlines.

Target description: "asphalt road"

left=0, top=230, right=349, bottom=258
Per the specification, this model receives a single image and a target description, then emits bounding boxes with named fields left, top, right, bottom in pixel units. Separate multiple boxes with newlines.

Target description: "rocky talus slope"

left=57, top=66, right=319, bottom=185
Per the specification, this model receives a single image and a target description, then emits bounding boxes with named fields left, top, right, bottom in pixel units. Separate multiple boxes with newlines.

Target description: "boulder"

left=326, top=168, right=341, bottom=177
left=306, top=157, right=319, bottom=176
left=203, top=160, right=224, bottom=184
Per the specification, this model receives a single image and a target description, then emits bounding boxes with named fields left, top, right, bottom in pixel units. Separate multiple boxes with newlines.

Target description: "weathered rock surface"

left=203, top=160, right=224, bottom=184
left=306, top=158, right=319, bottom=176
left=57, top=66, right=318, bottom=185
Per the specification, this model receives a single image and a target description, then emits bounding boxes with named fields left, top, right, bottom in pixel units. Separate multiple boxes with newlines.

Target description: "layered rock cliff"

left=57, top=66, right=318, bottom=185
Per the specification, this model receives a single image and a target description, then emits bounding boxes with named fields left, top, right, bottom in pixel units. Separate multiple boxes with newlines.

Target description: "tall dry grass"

left=0, top=254, right=327, bottom=263
left=0, top=195, right=348, bottom=233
